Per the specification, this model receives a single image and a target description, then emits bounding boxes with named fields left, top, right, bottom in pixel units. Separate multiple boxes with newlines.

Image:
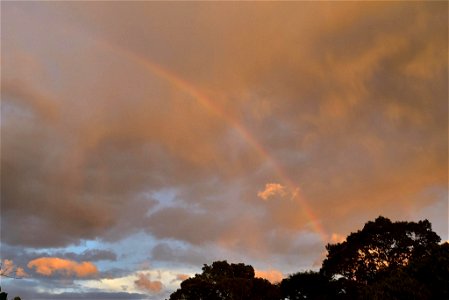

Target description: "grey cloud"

left=33, top=292, right=147, bottom=299
left=0, top=245, right=116, bottom=267
left=146, top=207, right=228, bottom=245
left=99, top=267, right=136, bottom=280
left=151, top=242, right=214, bottom=267
left=64, top=249, right=117, bottom=262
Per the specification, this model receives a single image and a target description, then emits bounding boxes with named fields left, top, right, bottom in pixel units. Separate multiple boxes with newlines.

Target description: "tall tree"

left=321, top=216, right=441, bottom=284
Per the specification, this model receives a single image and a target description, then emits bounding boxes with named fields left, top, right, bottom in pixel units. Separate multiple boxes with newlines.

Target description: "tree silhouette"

left=361, top=242, right=449, bottom=300
left=168, top=260, right=280, bottom=300
left=321, top=216, right=441, bottom=284
left=280, top=271, right=335, bottom=300
left=410, top=242, right=449, bottom=299
left=0, top=287, right=7, bottom=300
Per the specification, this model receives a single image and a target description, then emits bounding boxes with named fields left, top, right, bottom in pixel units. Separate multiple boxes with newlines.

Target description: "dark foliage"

left=411, top=242, right=449, bottom=299
left=168, top=260, right=281, bottom=300
left=321, top=216, right=440, bottom=284
left=280, top=271, right=335, bottom=300
left=361, top=242, right=449, bottom=300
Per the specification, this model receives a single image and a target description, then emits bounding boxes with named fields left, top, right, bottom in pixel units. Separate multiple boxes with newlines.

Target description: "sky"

left=1, top=2, right=448, bottom=299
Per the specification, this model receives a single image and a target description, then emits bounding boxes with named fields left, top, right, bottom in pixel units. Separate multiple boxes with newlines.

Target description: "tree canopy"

left=321, top=216, right=441, bottom=283
left=280, top=271, right=336, bottom=300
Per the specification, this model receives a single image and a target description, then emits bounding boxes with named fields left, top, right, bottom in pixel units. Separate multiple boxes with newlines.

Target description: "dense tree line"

left=168, top=216, right=449, bottom=300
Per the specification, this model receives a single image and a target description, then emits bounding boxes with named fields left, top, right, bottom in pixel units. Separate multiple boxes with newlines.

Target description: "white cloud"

left=79, top=268, right=194, bottom=295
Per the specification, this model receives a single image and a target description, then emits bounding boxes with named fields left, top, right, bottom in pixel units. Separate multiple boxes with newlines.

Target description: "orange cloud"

left=27, top=257, right=98, bottom=278
left=176, top=274, right=190, bottom=281
left=255, top=269, right=284, bottom=283
left=134, top=273, right=163, bottom=293
left=257, top=183, right=287, bottom=200
left=15, top=267, right=28, bottom=278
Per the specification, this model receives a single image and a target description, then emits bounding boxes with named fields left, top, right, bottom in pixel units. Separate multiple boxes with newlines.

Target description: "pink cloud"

left=176, top=274, right=190, bottom=281
left=27, top=257, right=98, bottom=278
left=134, top=273, right=163, bottom=293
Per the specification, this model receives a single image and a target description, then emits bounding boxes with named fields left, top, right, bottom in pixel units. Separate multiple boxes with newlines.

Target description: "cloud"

left=15, top=267, right=28, bottom=278
left=134, top=273, right=163, bottom=293
left=329, top=233, right=346, bottom=244
left=0, top=245, right=117, bottom=283
left=3, top=1, right=446, bottom=250
left=151, top=240, right=257, bottom=270
left=27, top=257, right=98, bottom=278
left=146, top=206, right=229, bottom=245
left=255, top=269, right=284, bottom=283
left=2, top=80, right=60, bottom=122
left=66, top=249, right=117, bottom=262
left=257, top=183, right=287, bottom=200
left=175, top=274, right=190, bottom=281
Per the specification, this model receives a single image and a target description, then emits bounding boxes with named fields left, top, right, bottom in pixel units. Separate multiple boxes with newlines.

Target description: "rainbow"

left=99, top=40, right=328, bottom=242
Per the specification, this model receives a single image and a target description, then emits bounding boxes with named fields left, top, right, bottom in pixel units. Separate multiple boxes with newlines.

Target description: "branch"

left=0, top=272, right=22, bottom=279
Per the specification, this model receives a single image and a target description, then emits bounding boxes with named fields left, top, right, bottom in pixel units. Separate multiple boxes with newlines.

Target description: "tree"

left=356, top=242, right=449, bottom=300
left=321, top=216, right=441, bottom=284
left=403, top=241, right=449, bottom=299
left=1, top=262, right=22, bottom=300
left=280, top=271, right=335, bottom=300
left=168, top=260, right=280, bottom=300
left=0, top=287, right=7, bottom=300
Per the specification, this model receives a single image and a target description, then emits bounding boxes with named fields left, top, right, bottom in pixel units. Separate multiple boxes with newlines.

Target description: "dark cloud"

left=145, top=207, right=228, bottom=245
left=66, top=249, right=117, bottom=262
left=151, top=242, right=217, bottom=267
